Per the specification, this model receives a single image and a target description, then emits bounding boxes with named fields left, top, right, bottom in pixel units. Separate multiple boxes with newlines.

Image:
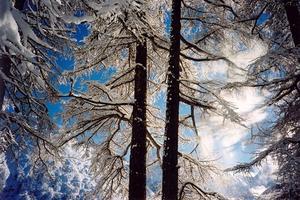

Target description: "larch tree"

left=129, top=39, right=148, bottom=200
left=161, top=0, right=181, bottom=199
left=58, top=1, right=164, bottom=199
left=159, top=0, right=244, bottom=199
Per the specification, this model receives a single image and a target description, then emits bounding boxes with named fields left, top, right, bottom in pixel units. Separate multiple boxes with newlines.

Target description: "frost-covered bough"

left=225, top=0, right=300, bottom=199
left=179, top=182, right=228, bottom=200
left=59, top=0, right=166, bottom=199
left=0, top=0, right=89, bottom=180
left=0, top=142, right=96, bottom=199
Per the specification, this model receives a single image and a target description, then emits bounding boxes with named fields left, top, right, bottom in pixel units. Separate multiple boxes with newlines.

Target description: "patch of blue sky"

left=47, top=101, right=63, bottom=123
left=70, top=65, right=117, bottom=92
left=164, top=10, right=171, bottom=36
left=72, top=22, right=90, bottom=45
left=257, top=13, right=269, bottom=26
left=179, top=102, right=191, bottom=116
left=71, top=10, right=91, bottom=44
left=153, top=90, right=166, bottom=111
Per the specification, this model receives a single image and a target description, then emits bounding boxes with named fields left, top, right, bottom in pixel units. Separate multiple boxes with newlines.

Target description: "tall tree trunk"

left=128, top=40, right=147, bottom=200
left=162, top=0, right=181, bottom=199
left=284, top=0, right=300, bottom=46
left=0, top=0, right=25, bottom=111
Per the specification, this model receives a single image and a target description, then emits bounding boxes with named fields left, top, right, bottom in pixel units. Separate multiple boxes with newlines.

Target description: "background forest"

left=0, top=0, right=299, bottom=199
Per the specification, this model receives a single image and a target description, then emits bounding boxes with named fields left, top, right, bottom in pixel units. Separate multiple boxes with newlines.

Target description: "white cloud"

left=221, top=87, right=265, bottom=113
left=195, top=37, right=269, bottom=169
left=250, top=185, right=267, bottom=197
left=225, top=40, right=268, bottom=68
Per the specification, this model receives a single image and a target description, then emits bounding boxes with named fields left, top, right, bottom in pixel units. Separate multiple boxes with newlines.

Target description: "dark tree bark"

left=14, top=0, right=26, bottom=11
left=0, top=0, right=26, bottom=111
left=284, top=0, right=300, bottom=46
left=162, top=0, right=181, bottom=199
left=128, top=40, right=147, bottom=200
left=284, top=1, right=300, bottom=198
